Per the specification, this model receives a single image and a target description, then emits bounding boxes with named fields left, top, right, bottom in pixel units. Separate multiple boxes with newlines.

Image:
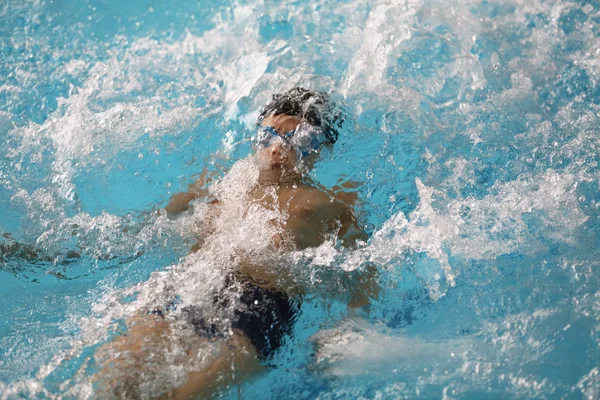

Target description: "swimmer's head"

left=255, top=87, right=344, bottom=161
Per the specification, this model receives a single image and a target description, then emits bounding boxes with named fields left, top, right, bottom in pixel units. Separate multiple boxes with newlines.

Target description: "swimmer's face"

left=256, top=139, right=298, bottom=170
left=256, top=114, right=303, bottom=171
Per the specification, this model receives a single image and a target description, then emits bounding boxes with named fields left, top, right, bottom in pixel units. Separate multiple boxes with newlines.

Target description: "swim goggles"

left=254, top=121, right=328, bottom=158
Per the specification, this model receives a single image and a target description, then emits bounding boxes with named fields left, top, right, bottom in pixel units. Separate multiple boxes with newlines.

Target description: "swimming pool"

left=2, top=0, right=600, bottom=397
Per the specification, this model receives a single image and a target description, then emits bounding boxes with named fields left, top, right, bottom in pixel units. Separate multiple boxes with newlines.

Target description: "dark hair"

left=258, top=87, right=344, bottom=144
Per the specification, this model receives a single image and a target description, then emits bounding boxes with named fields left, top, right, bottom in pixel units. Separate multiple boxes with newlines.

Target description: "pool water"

left=2, top=0, right=600, bottom=398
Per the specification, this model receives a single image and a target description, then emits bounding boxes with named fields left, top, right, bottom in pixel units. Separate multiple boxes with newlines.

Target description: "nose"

left=270, top=143, right=286, bottom=159
left=271, top=146, right=282, bottom=157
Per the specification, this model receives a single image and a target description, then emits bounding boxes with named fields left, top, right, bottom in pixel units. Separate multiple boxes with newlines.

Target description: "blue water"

left=2, top=0, right=600, bottom=398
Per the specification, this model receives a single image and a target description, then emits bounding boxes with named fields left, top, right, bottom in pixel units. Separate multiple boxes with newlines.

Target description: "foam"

left=313, top=317, right=473, bottom=377
left=577, top=367, right=600, bottom=399
left=340, top=0, right=419, bottom=96
left=2, top=0, right=600, bottom=396
left=341, top=165, right=587, bottom=302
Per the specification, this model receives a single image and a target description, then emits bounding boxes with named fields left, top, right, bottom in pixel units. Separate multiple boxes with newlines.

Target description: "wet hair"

left=258, top=87, right=344, bottom=144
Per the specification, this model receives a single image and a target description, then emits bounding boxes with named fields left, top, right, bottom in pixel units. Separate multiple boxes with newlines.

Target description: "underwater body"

left=2, top=0, right=600, bottom=398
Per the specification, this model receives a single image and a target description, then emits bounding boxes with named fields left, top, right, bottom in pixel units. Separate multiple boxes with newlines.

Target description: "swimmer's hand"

left=331, top=178, right=362, bottom=206
left=165, top=190, right=220, bottom=217
left=164, top=167, right=221, bottom=217
left=165, top=192, right=198, bottom=216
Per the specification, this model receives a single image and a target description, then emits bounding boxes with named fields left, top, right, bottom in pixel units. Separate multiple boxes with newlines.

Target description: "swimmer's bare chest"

left=232, top=182, right=352, bottom=293
left=250, top=182, right=351, bottom=250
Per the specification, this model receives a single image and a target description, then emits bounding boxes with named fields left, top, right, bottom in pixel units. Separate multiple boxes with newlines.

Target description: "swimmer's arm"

left=0, top=233, right=82, bottom=267
left=331, top=179, right=361, bottom=206
left=336, top=204, right=368, bottom=249
left=337, top=205, right=380, bottom=308
left=345, top=263, right=379, bottom=309
left=165, top=168, right=220, bottom=216
left=311, top=262, right=379, bottom=309
left=165, top=192, right=201, bottom=215
left=0, top=236, right=47, bottom=263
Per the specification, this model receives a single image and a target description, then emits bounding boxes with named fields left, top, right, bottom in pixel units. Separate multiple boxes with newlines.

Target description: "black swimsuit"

left=180, top=272, right=299, bottom=360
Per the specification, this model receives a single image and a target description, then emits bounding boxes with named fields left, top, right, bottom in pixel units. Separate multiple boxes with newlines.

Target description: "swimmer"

left=94, top=87, right=379, bottom=399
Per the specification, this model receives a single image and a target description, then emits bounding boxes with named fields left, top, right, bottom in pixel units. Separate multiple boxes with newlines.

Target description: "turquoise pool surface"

left=2, top=0, right=600, bottom=398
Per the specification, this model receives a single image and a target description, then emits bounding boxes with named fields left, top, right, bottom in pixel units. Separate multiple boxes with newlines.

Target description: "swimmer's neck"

left=257, top=166, right=303, bottom=186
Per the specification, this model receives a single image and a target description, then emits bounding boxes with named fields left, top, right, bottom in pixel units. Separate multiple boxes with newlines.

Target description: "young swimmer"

left=95, top=87, right=379, bottom=399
